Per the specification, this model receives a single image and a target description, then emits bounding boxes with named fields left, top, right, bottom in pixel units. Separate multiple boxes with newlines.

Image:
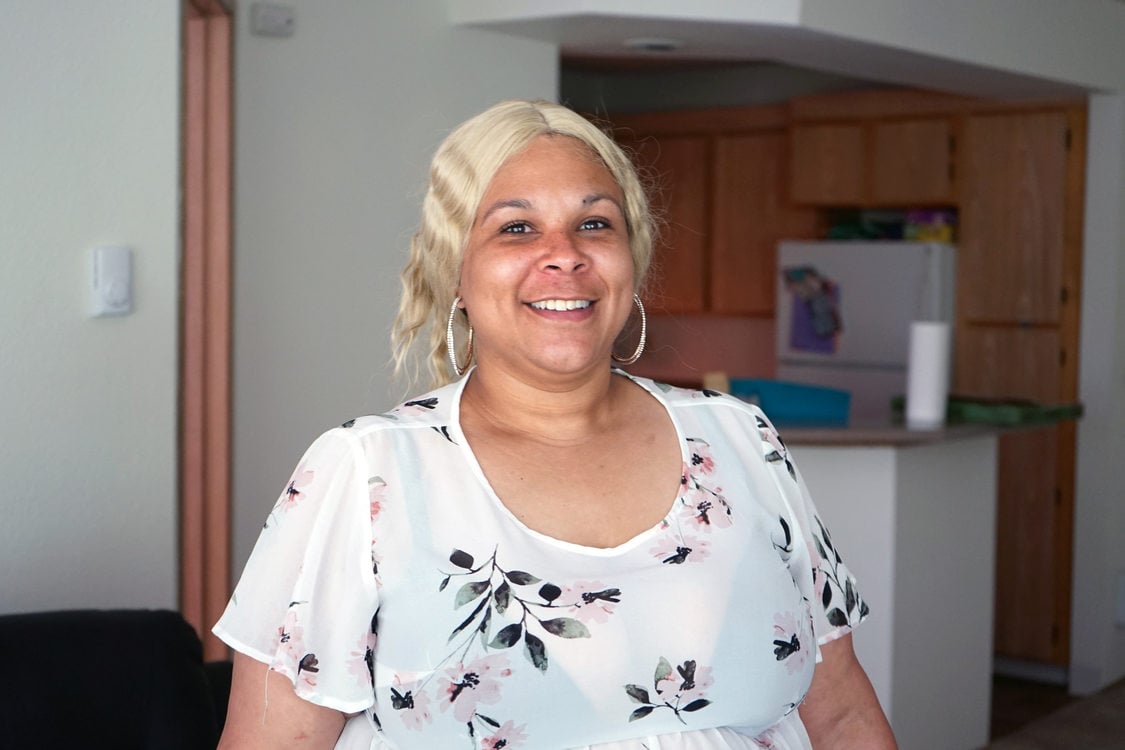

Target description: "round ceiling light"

left=623, top=37, right=684, bottom=53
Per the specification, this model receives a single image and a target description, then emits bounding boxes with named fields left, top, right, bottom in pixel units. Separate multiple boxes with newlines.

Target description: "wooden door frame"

left=180, top=0, right=232, bottom=659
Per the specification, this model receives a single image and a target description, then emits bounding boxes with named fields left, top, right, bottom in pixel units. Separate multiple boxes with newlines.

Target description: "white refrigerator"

left=775, top=240, right=956, bottom=424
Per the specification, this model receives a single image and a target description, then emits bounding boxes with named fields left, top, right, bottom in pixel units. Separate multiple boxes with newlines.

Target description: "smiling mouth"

left=528, top=299, right=593, bottom=311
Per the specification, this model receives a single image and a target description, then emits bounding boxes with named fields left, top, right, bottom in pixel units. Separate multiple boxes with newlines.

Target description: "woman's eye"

left=580, top=218, right=610, bottom=231
left=500, top=221, right=530, bottom=234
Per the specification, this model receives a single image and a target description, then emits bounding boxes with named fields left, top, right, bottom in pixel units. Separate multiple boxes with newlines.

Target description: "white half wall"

left=0, top=2, right=180, bottom=612
left=230, top=0, right=559, bottom=575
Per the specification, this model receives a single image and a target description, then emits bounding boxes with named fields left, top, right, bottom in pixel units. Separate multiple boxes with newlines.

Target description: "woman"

left=214, top=99, right=896, bottom=749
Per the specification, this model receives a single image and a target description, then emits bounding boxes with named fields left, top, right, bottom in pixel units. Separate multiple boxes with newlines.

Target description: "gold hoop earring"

left=446, top=296, right=474, bottom=377
left=612, top=294, right=646, bottom=366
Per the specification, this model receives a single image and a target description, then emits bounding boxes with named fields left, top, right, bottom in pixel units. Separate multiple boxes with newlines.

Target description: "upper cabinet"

left=609, top=106, right=819, bottom=317
left=957, top=111, right=1070, bottom=325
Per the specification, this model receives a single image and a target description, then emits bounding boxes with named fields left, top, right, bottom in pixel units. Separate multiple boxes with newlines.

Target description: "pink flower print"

left=391, top=676, right=434, bottom=731
left=649, top=532, right=710, bottom=565
left=277, top=467, right=315, bottom=511
left=686, top=438, right=716, bottom=475
left=481, top=720, right=529, bottom=749
left=368, top=476, right=386, bottom=521
left=758, top=421, right=786, bottom=458
left=655, top=662, right=714, bottom=705
left=680, top=489, right=732, bottom=531
left=558, top=580, right=622, bottom=624
left=772, top=611, right=808, bottom=675
left=274, top=605, right=319, bottom=690
left=348, top=630, right=377, bottom=687
left=437, top=654, right=512, bottom=723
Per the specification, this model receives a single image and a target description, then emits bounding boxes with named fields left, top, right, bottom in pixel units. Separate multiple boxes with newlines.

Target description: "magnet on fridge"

left=90, top=245, right=132, bottom=317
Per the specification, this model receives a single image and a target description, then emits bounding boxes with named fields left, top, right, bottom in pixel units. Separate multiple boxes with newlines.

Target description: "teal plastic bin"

left=728, top=378, right=850, bottom=427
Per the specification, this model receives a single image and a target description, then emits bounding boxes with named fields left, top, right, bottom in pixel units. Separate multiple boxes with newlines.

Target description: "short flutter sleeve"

left=750, top=405, right=870, bottom=658
left=213, top=428, right=380, bottom=713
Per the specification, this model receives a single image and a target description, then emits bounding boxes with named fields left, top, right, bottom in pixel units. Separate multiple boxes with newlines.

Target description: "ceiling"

left=467, top=13, right=1091, bottom=101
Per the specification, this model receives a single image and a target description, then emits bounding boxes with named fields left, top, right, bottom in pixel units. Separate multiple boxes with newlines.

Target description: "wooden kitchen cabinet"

left=789, top=116, right=955, bottom=206
left=622, top=134, right=709, bottom=314
left=958, top=111, right=1069, bottom=324
left=609, top=105, right=818, bottom=316
left=711, top=132, right=818, bottom=315
left=870, top=118, right=955, bottom=205
left=789, top=123, right=866, bottom=205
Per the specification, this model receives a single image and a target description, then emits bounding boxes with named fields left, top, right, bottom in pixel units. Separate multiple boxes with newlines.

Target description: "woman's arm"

left=217, top=652, right=347, bottom=749
left=799, top=634, right=897, bottom=749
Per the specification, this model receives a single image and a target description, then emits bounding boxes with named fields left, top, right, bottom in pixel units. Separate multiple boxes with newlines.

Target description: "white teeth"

left=530, top=299, right=592, bottom=311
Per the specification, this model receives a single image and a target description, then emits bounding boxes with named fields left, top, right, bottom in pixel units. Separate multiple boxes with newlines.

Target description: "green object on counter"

left=890, top=396, right=1083, bottom=426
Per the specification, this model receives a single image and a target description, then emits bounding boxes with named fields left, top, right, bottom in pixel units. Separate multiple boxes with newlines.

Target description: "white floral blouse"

left=214, top=371, right=868, bottom=750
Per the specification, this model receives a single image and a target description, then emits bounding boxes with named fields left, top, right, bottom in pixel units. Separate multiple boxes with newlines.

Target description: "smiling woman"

left=212, top=100, right=897, bottom=750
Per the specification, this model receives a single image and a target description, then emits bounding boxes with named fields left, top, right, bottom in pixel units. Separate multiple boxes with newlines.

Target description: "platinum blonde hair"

left=391, top=99, right=656, bottom=391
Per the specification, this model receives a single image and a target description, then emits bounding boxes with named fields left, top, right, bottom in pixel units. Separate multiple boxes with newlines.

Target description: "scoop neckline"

left=448, top=368, right=690, bottom=557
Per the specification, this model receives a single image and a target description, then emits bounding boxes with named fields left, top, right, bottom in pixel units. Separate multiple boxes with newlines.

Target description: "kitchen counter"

left=780, top=420, right=996, bottom=446
left=788, top=430, right=998, bottom=750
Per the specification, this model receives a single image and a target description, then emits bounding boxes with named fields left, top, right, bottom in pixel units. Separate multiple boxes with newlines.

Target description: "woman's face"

left=457, top=135, right=635, bottom=382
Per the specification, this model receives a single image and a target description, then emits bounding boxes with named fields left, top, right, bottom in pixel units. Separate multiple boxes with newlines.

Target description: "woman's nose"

left=541, top=230, right=588, bottom=272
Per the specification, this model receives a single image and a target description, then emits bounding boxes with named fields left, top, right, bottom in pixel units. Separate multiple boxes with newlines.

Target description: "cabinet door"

left=994, top=423, right=1073, bottom=665
left=953, top=324, right=1061, bottom=402
left=712, top=132, right=819, bottom=315
left=625, top=135, right=709, bottom=313
left=958, top=112, right=1068, bottom=324
left=789, top=123, right=866, bottom=205
left=870, top=118, right=954, bottom=205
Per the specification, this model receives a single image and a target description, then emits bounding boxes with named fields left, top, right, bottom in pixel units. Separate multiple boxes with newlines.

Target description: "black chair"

left=0, top=608, right=232, bottom=749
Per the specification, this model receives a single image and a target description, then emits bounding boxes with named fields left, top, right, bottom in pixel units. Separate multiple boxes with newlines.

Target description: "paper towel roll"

left=906, top=321, right=952, bottom=429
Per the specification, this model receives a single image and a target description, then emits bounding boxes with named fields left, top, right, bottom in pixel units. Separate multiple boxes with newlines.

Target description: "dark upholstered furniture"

left=0, top=608, right=232, bottom=749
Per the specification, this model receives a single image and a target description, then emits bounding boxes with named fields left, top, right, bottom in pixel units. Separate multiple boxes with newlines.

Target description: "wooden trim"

left=788, top=86, right=1083, bottom=122
left=601, top=103, right=788, bottom=137
left=179, top=0, right=232, bottom=661
left=1060, top=106, right=1087, bottom=403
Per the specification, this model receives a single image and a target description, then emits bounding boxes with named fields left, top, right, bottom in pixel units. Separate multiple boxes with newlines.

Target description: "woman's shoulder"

left=332, top=380, right=461, bottom=437
left=623, top=372, right=765, bottom=419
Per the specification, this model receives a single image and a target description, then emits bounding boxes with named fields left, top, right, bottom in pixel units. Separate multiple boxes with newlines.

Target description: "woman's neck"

left=459, top=363, right=628, bottom=445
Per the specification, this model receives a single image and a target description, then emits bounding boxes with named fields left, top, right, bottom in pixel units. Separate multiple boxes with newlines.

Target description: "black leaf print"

left=504, top=570, right=541, bottom=585
left=404, top=397, right=438, bottom=410
left=538, top=583, right=562, bottom=602
left=448, top=595, right=489, bottom=643
left=845, top=579, right=857, bottom=615
left=683, top=699, right=712, bottom=712
left=630, top=706, right=656, bottom=722
left=488, top=623, right=523, bottom=649
left=524, top=631, right=548, bottom=672
left=454, top=580, right=490, bottom=608
left=827, top=608, right=849, bottom=627
left=390, top=687, right=415, bottom=710
left=625, top=684, right=651, bottom=704
left=539, top=617, right=591, bottom=639
left=298, top=654, right=319, bottom=674
left=438, top=575, right=450, bottom=592
left=493, top=581, right=511, bottom=613
left=449, top=549, right=474, bottom=569
left=676, top=660, right=697, bottom=690
left=663, top=546, right=692, bottom=565
left=773, top=634, right=800, bottom=661
left=430, top=425, right=456, bottom=443
left=701, top=389, right=722, bottom=397
left=477, top=713, right=501, bottom=728
left=341, top=418, right=356, bottom=428
left=822, top=582, right=833, bottom=608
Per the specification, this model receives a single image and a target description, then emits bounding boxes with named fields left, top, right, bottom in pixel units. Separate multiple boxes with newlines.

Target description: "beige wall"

left=0, top=2, right=181, bottom=612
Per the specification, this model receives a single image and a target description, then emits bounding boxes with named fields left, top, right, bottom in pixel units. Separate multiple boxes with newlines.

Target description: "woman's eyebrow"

left=583, top=192, right=623, bottom=210
left=478, top=198, right=530, bottom=224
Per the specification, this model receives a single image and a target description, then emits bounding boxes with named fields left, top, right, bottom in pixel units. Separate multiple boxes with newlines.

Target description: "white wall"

left=0, top=2, right=180, bottom=612
left=231, top=1, right=558, bottom=571
left=1071, top=93, right=1125, bottom=694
